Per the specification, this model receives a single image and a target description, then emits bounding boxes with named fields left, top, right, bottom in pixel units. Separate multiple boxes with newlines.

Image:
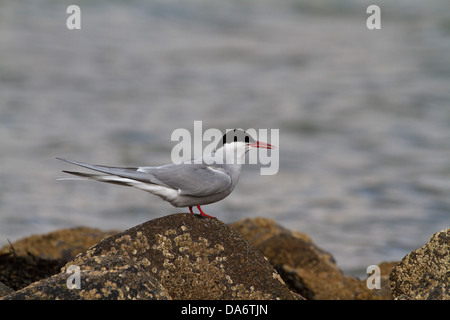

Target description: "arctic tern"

left=57, top=129, right=274, bottom=218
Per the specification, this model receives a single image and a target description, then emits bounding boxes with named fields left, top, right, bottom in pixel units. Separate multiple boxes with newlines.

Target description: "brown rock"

left=230, top=217, right=393, bottom=300
left=0, top=282, right=14, bottom=297
left=0, top=250, right=62, bottom=293
left=3, top=213, right=300, bottom=300
left=371, top=261, right=397, bottom=299
left=389, top=228, right=449, bottom=300
left=2, top=263, right=168, bottom=300
left=0, top=227, right=118, bottom=261
left=0, top=226, right=118, bottom=296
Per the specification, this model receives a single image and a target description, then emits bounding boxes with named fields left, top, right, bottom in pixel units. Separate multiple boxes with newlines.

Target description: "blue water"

left=1, top=0, right=449, bottom=276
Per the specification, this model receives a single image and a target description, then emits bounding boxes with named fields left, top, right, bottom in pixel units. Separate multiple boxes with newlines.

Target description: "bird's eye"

left=222, top=134, right=228, bottom=145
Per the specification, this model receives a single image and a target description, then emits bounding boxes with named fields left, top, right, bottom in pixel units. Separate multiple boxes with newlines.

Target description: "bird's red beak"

left=248, top=141, right=274, bottom=149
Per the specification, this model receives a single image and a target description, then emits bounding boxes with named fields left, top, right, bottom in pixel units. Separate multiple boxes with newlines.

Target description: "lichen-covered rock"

left=2, top=264, right=168, bottom=300
left=0, top=282, right=14, bottom=297
left=0, top=227, right=118, bottom=261
left=0, top=227, right=118, bottom=295
left=389, top=228, right=449, bottom=300
left=230, top=217, right=393, bottom=300
left=3, top=213, right=300, bottom=300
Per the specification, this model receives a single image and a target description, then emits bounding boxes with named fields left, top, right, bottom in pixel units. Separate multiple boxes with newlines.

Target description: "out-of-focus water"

left=1, top=0, right=449, bottom=276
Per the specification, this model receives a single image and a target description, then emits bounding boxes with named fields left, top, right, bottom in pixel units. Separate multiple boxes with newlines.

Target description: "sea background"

left=1, top=0, right=449, bottom=277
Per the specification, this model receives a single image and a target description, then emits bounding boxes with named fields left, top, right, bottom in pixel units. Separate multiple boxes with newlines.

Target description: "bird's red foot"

left=197, top=205, right=215, bottom=218
left=189, top=205, right=215, bottom=218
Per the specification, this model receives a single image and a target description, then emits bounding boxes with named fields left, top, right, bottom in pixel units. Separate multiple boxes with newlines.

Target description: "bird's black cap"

left=214, top=128, right=254, bottom=151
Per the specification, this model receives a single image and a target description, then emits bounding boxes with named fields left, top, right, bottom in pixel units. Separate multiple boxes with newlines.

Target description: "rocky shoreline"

left=0, top=213, right=448, bottom=300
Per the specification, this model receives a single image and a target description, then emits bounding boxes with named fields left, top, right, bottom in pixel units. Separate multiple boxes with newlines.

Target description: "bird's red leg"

left=189, top=206, right=194, bottom=214
left=197, top=205, right=215, bottom=218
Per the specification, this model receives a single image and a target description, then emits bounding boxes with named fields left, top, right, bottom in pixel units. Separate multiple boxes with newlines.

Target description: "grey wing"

left=57, top=158, right=171, bottom=186
left=57, top=158, right=232, bottom=197
left=138, top=163, right=232, bottom=197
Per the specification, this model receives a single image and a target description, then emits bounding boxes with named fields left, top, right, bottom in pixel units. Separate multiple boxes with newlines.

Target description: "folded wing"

left=57, top=158, right=232, bottom=197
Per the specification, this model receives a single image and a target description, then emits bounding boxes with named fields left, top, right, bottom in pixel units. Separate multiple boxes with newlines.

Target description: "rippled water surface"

left=1, top=0, right=449, bottom=275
